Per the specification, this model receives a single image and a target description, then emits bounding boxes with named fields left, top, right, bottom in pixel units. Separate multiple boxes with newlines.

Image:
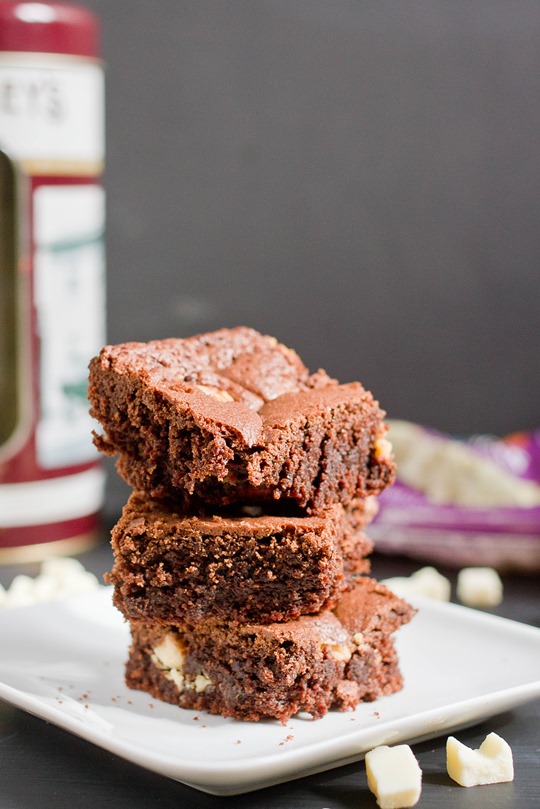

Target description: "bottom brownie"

left=125, top=578, right=415, bottom=723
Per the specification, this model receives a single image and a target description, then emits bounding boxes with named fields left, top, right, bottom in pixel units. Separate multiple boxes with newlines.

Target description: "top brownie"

left=88, top=327, right=395, bottom=512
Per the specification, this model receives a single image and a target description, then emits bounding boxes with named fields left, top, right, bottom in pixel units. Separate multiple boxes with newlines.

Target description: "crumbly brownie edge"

left=244, top=384, right=395, bottom=511
left=88, top=356, right=268, bottom=499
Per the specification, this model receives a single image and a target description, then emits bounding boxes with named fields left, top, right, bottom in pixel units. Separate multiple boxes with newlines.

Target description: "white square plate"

left=0, top=587, right=539, bottom=795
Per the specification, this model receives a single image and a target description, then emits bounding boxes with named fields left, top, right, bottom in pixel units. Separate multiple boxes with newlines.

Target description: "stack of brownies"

left=88, top=327, right=414, bottom=723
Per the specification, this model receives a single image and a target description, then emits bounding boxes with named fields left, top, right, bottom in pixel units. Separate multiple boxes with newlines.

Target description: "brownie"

left=107, top=492, right=374, bottom=625
left=88, top=327, right=394, bottom=512
left=124, top=578, right=415, bottom=723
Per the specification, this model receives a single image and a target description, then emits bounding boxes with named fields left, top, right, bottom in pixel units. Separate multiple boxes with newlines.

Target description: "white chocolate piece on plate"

left=446, top=732, right=514, bottom=787
left=365, top=744, right=422, bottom=809
left=6, top=575, right=37, bottom=607
left=382, top=566, right=451, bottom=601
left=456, top=567, right=503, bottom=607
left=1, top=557, right=100, bottom=609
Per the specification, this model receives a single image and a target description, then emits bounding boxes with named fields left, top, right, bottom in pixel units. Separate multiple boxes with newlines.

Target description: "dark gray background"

left=82, top=0, right=539, bottom=448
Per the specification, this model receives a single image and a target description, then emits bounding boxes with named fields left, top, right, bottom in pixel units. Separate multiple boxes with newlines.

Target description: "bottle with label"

left=0, top=1, right=106, bottom=561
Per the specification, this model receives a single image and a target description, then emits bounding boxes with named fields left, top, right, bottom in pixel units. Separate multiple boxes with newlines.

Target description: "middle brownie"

left=107, top=492, right=375, bottom=625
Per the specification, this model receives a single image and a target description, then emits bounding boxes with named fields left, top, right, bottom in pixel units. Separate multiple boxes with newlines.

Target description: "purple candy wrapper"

left=370, top=423, right=540, bottom=572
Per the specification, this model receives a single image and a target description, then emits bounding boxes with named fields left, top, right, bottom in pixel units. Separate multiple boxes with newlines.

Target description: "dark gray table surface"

left=0, top=531, right=538, bottom=809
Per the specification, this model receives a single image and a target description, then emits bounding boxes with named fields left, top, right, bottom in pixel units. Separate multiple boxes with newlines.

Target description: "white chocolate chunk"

left=374, top=436, right=393, bottom=461
left=152, top=633, right=186, bottom=670
left=165, top=667, right=186, bottom=691
left=195, top=384, right=234, bottom=402
left=1, top=557, right=100, bottom=609
left=386, top=419, right=540, bottom=507
left=40, top=557, right=87, bottom=579
left=32, top=573, right=64, bottom=601
left=411, top=566, right=451, bottom=600
left=446, top=733, right=514, bottom=787
left=321, top=640, right=352, bottom=662
left=151, top=634, right=212, bottom=694
left=41, top=557, right=100, bottom=595
left=194, top=673, right=212, bottom=693
left=365, top=744, right=422, bottom=809
left=5, top=575, right=36, bottom=607
left=382, top=566, right=451, bottom=601
left=164, top=669, right=211, bottom=693
left=457, top=567, right=503, bottom=607
left=380, top=577, right=419, bottom=600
